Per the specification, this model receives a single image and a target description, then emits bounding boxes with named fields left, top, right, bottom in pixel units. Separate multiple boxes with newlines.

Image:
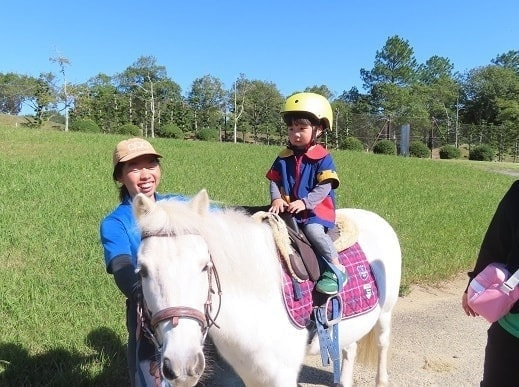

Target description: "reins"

left=139, top=231, right=222, bottom=348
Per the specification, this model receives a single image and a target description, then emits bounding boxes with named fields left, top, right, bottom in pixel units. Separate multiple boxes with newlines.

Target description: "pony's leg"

left=373, top=312, right=392, bottom=387
left=340, top=341, right=357, bottom=387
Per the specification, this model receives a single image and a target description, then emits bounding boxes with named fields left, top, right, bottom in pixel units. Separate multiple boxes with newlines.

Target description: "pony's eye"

left=137, top=264, right=149, bottom=278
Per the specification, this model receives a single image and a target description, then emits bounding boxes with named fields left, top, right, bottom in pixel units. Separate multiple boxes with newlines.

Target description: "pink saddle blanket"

left=282, top=242, right=379, bottom=328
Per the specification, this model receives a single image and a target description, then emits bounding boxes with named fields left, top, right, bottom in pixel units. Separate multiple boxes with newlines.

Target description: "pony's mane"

left=138, top=199, right=204, bottom=237
left=142, top=200, right=282, bottom=290
left=139, top=199, right=261, bottom=240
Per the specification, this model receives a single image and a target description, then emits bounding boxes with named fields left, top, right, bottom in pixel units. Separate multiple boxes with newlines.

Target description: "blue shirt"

left=100, top=193, right=188, bottom=272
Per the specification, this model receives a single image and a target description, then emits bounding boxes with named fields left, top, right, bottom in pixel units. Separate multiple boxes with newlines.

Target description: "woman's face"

left=118, top=154, right=161, bottom=199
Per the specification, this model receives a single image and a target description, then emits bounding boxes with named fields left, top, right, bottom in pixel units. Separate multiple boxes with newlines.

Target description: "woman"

left=100, top=138, right=187, bottom=386
left=100, top=138, right=242, bottom=386
left=462, top=180, right=519, bottom=386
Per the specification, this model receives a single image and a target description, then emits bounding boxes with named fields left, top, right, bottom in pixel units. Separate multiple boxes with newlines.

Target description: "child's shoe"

left=315, top=268, right=347, bottom=295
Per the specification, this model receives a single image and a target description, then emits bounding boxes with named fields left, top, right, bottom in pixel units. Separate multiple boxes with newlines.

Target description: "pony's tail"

left=355, top=329, right=378, bottom=366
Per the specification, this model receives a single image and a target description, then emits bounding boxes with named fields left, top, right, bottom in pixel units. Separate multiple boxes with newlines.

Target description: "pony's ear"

left=190, top=189, right=210, bottom=216
left=133, top=193, right=156, bottom=220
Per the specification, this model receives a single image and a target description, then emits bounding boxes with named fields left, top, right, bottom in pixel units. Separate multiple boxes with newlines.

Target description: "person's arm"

left=270, top=180, right=282, bottom=201
left=466, top=180, right=519, bottom=290
left=302, top=183, right=332, bottom=210
left=109, top=254, right=140, bottom=300
left=100, top=217, right=139, bottom=300
left=269, top=180, right=288, bottom=213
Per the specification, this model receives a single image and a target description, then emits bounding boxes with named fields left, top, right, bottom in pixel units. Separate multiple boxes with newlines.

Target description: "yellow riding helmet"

left=282, top=92, right=333, bottom=130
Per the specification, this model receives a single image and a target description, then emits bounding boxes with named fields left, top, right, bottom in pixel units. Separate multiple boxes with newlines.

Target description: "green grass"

left=1, top=125, right=517, bottom=385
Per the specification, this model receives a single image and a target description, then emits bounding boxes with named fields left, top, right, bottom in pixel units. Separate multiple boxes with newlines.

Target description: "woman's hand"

left=462, top=292, right=478, bottom=317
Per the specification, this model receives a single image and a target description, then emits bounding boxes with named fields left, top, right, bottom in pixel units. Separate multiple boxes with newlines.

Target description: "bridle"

left=139, top=231, right=222, bottom=348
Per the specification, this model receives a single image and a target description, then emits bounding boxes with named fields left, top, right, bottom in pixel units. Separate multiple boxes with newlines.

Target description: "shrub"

left=196, top=128, right=219, bottom=142
left=340, top=136, right=364, bottom=152
left=70, top=118, right=101, bottom=133
left=159, top=124, right=184, bottom=139
left=115, top=124, right=141, bottom=136
left=408, top=141, right=430, bottom=158
left=373, top=139, right=396, bottom=155
left=439, top=145, right=461, bottom=159
left=469, top=144, right=494, bottom=161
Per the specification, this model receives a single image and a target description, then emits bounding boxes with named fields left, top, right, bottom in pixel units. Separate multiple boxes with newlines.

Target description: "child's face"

left=288, top=123, right=322, bottom=147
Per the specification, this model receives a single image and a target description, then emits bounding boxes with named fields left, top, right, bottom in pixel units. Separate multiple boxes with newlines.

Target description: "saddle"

left=251, top=211, right=359, bottom=283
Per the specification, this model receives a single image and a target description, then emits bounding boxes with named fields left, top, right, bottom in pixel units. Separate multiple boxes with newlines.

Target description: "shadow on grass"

left=0, top=327, right=128, bottom=386
left=0, top=327, right=244, bottom=387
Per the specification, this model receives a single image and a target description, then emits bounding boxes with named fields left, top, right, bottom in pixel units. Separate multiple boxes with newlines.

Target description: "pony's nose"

left=162, top=352, right=205, bottom=380
left=190, top=351, right=205, bottom=377
left=162, top=357, right=177, bottom=380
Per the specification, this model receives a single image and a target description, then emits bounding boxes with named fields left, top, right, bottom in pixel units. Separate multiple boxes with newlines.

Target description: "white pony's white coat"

left=134, top=190, right=401, bottom=387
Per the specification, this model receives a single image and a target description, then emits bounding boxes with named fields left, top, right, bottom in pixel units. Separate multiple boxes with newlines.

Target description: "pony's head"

left=133, top=190, right=216, bottom=387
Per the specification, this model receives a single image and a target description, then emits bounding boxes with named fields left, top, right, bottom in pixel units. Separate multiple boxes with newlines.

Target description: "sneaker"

left=315, top=269, right=347, bottom=295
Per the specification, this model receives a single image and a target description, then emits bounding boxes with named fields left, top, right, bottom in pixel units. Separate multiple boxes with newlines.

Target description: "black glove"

left=110, top=255, right=139, bottom=300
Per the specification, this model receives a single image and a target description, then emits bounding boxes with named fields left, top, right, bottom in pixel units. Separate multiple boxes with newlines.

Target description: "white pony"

left=133, top=190, right=401, bottom=387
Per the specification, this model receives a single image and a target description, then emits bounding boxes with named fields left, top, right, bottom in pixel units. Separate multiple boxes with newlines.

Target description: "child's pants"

left=301, top=222, right=338, bottom=265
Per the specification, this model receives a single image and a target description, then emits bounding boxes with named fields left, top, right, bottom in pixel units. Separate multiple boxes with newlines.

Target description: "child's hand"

left=287, top=200, right=306, bottom=214
left=269, top=199, right=287, bottom=214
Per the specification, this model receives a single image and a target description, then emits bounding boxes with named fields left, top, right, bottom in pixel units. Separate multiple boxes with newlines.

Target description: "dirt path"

left=298, top=275, right=490, bottom=386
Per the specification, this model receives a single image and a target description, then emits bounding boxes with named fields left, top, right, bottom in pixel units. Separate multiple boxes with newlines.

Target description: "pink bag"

left=467, top=263, right=519, bottom=323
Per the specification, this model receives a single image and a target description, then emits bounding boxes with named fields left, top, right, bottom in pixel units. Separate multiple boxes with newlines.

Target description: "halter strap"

left=138, top=230, right=223, bottom=348
left=151, top=306, right=207, bottom=330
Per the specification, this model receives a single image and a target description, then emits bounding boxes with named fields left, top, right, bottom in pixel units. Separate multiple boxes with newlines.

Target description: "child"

left=266, top=92, right=346, bottom=295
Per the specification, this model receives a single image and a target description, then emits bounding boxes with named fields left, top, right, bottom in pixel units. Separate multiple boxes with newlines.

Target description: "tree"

left=50, top=55, right=72, bottom=132
left=228, top=74, right=250, bottom=143
left=24, top=72, right=58, bottom=127
left=360, top=35, right=419, bottom=139
left=187, top=75, right=225, bottom=134
left=461, top=65, right=519, bottom=125
left=0, top=73, right=34, bottom=114
left=461, top=65, right=519, bottom=155
left=417, top=56, right=460, bottom=146
left=360, top=35, right=418, bottom=89
left=330, top=99, right=352, bottom=149
left=304, top=85, right=335, bottom=101
left=492, top=50, right=519, bottom=74
left=117, top=56, right=180, bottom=138
left=71, top=73, right=123, bottom=133
left=241, top=80, right=283, bottom=144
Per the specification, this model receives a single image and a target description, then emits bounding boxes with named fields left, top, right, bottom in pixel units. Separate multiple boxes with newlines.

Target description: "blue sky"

left=2, top=0, right=517, bottom=98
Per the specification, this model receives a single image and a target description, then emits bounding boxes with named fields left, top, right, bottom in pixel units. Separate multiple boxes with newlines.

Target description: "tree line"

left=1, top=35, right=518, bottom=156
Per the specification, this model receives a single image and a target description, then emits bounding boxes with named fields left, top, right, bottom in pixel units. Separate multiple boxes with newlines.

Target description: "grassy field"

left=1, top=125, right=518, bottom=385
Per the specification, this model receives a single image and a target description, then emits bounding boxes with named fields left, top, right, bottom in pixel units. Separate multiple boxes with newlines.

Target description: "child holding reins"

left=266, top=92, right=346, bottom=295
